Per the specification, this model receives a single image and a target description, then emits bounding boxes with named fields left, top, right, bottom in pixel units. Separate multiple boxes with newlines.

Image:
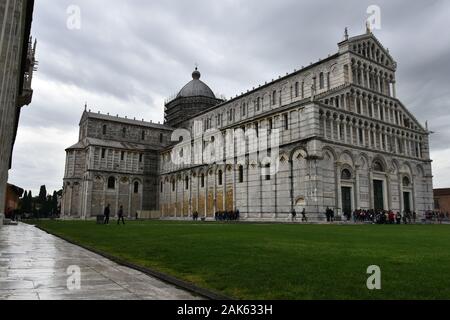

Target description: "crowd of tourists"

left=339, top=209, right=449, bottom=224
left=213, top=210, right=240, bottom=221
left=424, top=210, right=449, bottom=223
left=346, top=209, right=416, bottom=224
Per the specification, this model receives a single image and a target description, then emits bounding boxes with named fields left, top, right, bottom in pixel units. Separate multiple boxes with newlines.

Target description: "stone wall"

left=0, top=0, right=34, bottom=225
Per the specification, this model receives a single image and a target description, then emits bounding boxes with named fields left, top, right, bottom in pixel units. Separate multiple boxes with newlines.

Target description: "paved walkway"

left=0, top=223, right=200, bottom=300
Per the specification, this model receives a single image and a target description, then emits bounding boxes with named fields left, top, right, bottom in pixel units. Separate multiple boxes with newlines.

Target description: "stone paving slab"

left=0, top=223, right=201, bottom=300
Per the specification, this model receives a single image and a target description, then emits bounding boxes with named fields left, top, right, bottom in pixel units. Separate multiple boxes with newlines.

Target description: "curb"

left=35, top=225, right=233, bottom=301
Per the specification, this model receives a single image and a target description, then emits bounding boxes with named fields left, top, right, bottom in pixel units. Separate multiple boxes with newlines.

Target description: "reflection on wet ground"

left=0, top=223, right=200, bottom=300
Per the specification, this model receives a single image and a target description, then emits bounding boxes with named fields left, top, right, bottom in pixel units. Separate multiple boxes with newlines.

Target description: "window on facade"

left=272, top=91, right=277, bottom=106
left=255, top=122, right=259, bottom=137
left=121, top=151, right=125, bottom=161
left=172, top=180, right=176, bottom=192
left=102, top=125, right=107, bottom=135
left=134, top=181, right=139, bottom=193
left=341, top=169, right=352, bottom=180
left=107, top=177, right=115, bottom=189
left=160, top=181, right=163, bottom=193
left=284, top=114, right=289, bottom=130
left=139, top=154, right=143, bottom=163
left=256, top=97, right=261, bottom=111
left=122, top=127, right=126, bottom=138
left=402, top=176, right=410, bottom=187
left=239, top=166, right=244, bottom=183
left=373, top=161, right=384, bottom=172
left=218, top=170, right=223, bottom=186
left=265, top=164, right=271, bottom=181
left=141, top=131, right=145, bottom=141
left=359, top=128, right=364, bottom=144
left=269, top=118, right=273, bottom=132
left=295, top=82, right=299, bottom=97
left=327, top=72, right=330, bottom=89
left=201, top=174, right=205, bottom=188
left=185, top=176, right=189, bottom=190
left=319, top=72, right=324, bottom=89
left=101, top=148, right=106, bottom=159
left=160, top=133, right=164, bottom=143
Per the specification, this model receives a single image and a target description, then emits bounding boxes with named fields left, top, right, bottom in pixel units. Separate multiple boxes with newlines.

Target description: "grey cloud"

left=8, top=0, right=450, bottom=193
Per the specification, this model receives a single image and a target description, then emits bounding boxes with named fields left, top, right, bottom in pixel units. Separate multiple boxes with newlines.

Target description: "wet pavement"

left=0, top=223, right=200, bottom=300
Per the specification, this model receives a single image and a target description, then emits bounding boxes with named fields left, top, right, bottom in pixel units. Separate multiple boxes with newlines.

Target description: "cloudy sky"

left=9, top=0, right=450, bottom=194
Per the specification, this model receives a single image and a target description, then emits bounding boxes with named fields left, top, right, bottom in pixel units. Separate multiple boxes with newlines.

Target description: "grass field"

left=31, top=220, right=450, bottom=300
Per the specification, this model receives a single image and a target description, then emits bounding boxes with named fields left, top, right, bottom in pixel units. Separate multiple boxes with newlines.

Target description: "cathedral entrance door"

left=403, top=192, right=411, bottom=212
left=341, top=187, right=352, bottom=216
left=373, top=180, right=384, bottom=211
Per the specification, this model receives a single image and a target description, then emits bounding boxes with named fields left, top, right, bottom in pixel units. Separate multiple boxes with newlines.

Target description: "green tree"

left=52, top=191, right=58, bottom=216
left=38, top=185, right=47, bottom=203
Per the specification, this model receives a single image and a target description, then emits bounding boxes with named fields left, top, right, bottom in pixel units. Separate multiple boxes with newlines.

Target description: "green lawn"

left=31, top=220, right=450, bottom=300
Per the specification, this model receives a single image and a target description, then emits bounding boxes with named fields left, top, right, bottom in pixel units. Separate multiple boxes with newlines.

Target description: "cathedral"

left=61, top=28, right=434, bottom=221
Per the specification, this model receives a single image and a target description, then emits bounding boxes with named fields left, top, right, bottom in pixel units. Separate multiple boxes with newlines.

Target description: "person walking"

left=291, top=208, right=297, bottom=222
left=104, top=204, right=111, bottom=225
left=117, top=205, right=125, bottom=225
left=396, top=212, right=402, bottom=225
left=301, top=208, right=307, bottom=222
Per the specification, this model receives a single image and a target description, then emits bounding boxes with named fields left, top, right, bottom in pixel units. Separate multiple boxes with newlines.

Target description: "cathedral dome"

left=177, top=68, right=216, bottom=99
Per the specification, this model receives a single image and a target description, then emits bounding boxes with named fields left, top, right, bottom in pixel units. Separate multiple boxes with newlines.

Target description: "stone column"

left=387, top=175, right=392, bottom=210
left=412, top=174, right=417, bottom=212
left=197, top=174, right=200, bottom=216
left=349, top=65, right=354, bottom=84
left=175, top=178, right=178, bottom=218
left=223, top=166, right=226, bottom=212
left=370, top=99, right=375, bottom=118
left=378, top=75, right=383, bottom=94
left=362, top=127, right=366, bottom=146
left=337, top=120, right=342, bottom=141
left=189, top=173, right=193, bottom=218
left=213, top=168, right=217, bottom=215
left=350, top=123, right=354, bottom=145
left=204, top=173, right=208, bottom=218
left=369, top=170, right=374, bottom=209
left=355, top=166, right=360, bottom=210
left=366, top=68, right=370, bottom=88
left=128, top=181, right=132, bottom=219
left=336, top=162, right=342, bottom=216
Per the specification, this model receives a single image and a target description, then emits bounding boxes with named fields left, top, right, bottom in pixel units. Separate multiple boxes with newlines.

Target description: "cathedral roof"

left=80, top=111, right=173, bottom=130
left=176, top=68, right=216, bottom=99
left=66, top=137, right=164, bottom=151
